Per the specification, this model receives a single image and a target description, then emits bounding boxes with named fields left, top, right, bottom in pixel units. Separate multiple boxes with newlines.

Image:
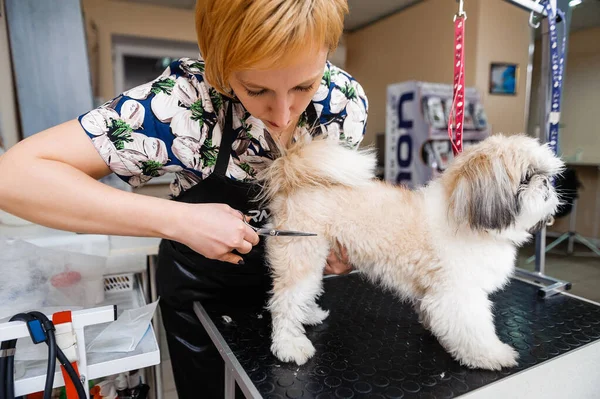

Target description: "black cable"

left=1, top=312, right=86, bottom=399
left=28, top=311, right=86, bottom=398
left=27, top=312, right=56, bottom=399
left=43, top=330, right=57, bottom=399
left=0, top=340, right=17, bottom=399
left=5, top=314, right=34, bottom=399
left=4, top=354, right=13, bottom=399
left=0, top=341, right=9, bottom=399
left=56, top=347, right=86, bottom=399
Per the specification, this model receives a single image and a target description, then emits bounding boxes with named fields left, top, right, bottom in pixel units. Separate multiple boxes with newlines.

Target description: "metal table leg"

left=225, top=366, right=236, bottom=399
left=193, top=302, right=262, bottom=399
left=148, top=254, right=164, bottom=399
left=514, top=0, right=573, bottom=298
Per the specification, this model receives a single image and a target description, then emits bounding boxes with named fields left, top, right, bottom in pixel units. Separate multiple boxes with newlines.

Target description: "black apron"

left=155, top=100, right=319, bottom=398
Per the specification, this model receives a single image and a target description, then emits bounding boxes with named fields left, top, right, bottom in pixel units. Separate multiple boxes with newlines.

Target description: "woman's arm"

left=0, top=120, right=258, bottom=264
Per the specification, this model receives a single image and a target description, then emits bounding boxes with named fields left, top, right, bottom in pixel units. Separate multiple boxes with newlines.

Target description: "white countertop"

left=0, top=213, right=161, bottom=275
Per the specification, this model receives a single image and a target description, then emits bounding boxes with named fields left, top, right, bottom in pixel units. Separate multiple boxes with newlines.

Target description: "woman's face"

left=229, top=46, right=328, bottom=137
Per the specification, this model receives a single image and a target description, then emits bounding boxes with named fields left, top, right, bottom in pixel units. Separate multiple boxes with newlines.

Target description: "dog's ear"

left=449, top=154, right=518, bottom=231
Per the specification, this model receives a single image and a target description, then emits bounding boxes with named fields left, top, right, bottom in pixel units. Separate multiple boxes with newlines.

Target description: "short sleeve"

left=311, top=62, right=369, bottom=148
left=78, top=58, right=225, bottom=195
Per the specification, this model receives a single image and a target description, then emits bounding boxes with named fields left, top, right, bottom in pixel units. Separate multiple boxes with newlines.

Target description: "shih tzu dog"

left=256, top=133, right=564, bottom=371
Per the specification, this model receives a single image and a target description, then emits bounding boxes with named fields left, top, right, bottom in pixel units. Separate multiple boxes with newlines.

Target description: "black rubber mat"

left=201, top=273, right=600, bottom=398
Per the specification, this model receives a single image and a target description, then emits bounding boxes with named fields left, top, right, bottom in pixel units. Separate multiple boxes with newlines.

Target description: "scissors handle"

left=239, top=211, right=260, bottom=232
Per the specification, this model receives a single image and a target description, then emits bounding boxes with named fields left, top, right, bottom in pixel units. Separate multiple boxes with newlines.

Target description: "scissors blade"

left=254, top=228, right=318, bottom=237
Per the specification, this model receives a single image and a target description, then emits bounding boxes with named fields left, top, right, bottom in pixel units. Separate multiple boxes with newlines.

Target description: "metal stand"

left=526, top=198, right=600, bottom=263
left=515, top=231, right=573, bottom=298
left=512, top=0, right=573, bottom=298
left=147, top=255, right=163, bottom=399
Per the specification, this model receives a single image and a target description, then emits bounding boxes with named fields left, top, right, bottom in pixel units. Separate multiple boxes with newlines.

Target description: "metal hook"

left=529, top=10, right=541, bottom=28
left=454, top=0, right=467, bottom=21
left=528, top=0, right=543, bottom=29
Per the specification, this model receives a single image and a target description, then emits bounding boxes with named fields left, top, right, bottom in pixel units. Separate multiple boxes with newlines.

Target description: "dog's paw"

left=305, top=306, right=329, bottom=326
left=271, top=335, right=316, bottom=365
left=459, top=342, right=519, bottom=370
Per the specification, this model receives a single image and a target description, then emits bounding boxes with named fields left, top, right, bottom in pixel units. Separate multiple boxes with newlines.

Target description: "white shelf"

left=13, top=276, right=160, bottom=397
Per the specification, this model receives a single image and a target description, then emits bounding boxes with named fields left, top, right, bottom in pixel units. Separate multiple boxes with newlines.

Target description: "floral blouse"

left=78, top=57, right=369, bottom=197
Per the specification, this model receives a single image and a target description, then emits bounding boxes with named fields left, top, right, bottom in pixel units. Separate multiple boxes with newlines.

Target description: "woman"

left=0, top=0, right=368, bottom=397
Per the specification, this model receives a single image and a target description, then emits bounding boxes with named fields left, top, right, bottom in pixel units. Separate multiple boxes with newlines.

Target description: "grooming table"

left=193, top=273, right=600, bottom=398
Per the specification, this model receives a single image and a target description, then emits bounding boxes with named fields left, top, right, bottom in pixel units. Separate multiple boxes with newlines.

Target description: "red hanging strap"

left=448, top=11, right=466, bottom=156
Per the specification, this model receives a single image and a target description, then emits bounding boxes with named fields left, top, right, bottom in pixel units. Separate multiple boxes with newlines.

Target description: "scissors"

left=239, top=211, right=317, bottom=237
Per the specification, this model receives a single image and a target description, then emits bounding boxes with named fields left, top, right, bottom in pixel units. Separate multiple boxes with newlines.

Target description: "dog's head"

left=442, top=134, right=564, bottom=241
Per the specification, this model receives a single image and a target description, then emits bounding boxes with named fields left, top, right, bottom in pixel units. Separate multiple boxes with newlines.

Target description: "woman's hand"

left=169, top=203, right=260, bottom=264
left=0, top=120, right=256, bottom=265
left=324, top=242, right=353, bottom=275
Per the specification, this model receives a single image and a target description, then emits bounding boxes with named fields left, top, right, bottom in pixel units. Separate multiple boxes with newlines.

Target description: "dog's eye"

left=521, top=171, right=533, bottom=185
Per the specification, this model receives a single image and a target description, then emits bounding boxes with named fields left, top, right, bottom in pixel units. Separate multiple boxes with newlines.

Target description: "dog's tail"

left=257, top=136, right=377, bottom=201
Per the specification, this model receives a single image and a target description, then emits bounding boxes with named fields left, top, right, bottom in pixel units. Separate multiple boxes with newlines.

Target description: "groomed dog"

left=256, top=133, right=564, bottom=371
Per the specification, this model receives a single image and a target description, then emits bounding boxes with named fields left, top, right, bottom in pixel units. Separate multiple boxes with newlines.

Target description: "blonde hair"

left=195, top=0, right=348, bottom=96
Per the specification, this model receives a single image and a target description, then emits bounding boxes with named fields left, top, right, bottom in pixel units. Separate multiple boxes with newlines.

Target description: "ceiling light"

left=569, top=0, right=583, bottom=7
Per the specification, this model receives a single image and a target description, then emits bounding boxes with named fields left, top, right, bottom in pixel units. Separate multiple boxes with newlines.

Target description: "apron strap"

left=214, top=100, right=235, bottom=177
left=305, top=102, right=322, bottom=136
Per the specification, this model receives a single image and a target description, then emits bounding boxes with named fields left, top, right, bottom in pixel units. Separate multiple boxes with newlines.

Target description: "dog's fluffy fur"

left=257, top=133, right=564, bottom=371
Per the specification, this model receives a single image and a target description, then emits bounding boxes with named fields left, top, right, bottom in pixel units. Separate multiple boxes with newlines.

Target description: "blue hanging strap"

left=543, top=0, right=566, bottom=157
